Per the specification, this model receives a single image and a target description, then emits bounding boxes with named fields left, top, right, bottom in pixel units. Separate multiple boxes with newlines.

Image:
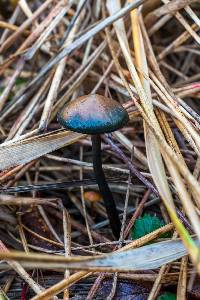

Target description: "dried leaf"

left=0, top=130, right=85, bottom=170
left=0, top=238, right=196, bottom=272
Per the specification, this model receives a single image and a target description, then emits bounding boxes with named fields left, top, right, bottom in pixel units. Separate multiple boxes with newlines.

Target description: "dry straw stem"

left=103, top=17, right=148, bottom=168
left=0, top=0, right=199, bottom=297
left=22, top=224, right=63, bottom=248
left=0, top=6, right=21, bottom=44
left=158, top=23, right=198, bottom=60
left=0, top=0, right=54, bottom=53
left=145, top=0, right=196, bottom=27
left=185, top=5, right=200, bottom=27
left=114, top=272, right=182, bottom=283
left=149, top=72, right=200, bottom=155
left=107, top=0, right=200, bottom=268
left=133, top=7, right=199, bottom=196
left=0, top=223, right=174, bottom=265
left=0, top=57, right=24, bottom=112
left=39, top=0, right=85, bottom=131
left=0, top=162, right=25, bottom=183
left=148, top=265, right=167, bottom=300
left=177, top=256, right=188, bottom=300
left=32, top=271, right=91, bottom=300
left=128, top=1, right=176, bottom=206
left=155, top=110, right=186, bottom=166
left=7, top=75, right=52, bottom=140
left=160, top=0, right=200, bottom=45
left=0, top=1, right=68, bottom=77
left=134, top=42, right=200, bottom=150
left=0, top=20, right=19, bottom=31
left=28, top=0, right=146, bottom=86
left=149, top=0, right=200, bottom=47
left=18, top=214, right=29, bottom=254
left=0, top=194, right=58, bottom=206
left=155, top=110, right=200, bottom=242
left=105, top=4, right=198, bottom=237
left=139, top=16, right=200, bottom=204
left=19, top=0, right=34, bottom=19
left=24, top=2, right=73, bottom=61
left=63, top=207, right=71, bottom=300
left=0, top=241, right=43, bottom=295
left=38, top=204, right=63, bottom=245
left=107, top=0, right=173, bottom=207
left=149, top=76, right=200, bottom=207
left=0, top=224, right=174, bottom=299
left=113, top=131, right=148, bottom=166
left=148, top=229, right=178, bottom=300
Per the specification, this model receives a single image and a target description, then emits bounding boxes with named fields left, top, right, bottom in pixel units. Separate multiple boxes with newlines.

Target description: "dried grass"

left=0, top=0, right=199, bottom=299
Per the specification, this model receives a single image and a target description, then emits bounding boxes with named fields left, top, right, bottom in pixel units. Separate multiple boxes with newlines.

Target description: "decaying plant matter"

left=0, top=0, right=199, bottom=299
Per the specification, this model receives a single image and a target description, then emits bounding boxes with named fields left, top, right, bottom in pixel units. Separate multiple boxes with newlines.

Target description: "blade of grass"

left=107, top=0, right=200, bottom=269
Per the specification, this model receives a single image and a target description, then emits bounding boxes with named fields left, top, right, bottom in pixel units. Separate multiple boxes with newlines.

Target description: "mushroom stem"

left=91, top=134, right=121, bottom=239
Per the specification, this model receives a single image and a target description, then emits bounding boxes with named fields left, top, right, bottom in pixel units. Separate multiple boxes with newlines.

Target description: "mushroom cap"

left=84, top=191, right=102, bottom=203
left=58, top=94, right=129, bottom=134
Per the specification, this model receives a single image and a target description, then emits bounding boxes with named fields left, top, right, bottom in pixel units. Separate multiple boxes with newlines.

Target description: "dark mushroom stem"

left=91, top=134, right=121, bottom=239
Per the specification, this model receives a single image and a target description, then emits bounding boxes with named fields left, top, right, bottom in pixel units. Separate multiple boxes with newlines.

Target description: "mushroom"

left=84, top=190, right=102, bottom=203
left=58, top=94, right=129, bottom=238
left=84, top=190, right=103, bottom=218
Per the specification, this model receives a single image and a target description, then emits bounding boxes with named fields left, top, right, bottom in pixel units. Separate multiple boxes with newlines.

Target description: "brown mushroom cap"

left=84, top=191, right=102, bottom=203
left=58, top=94, right=129, bottom=134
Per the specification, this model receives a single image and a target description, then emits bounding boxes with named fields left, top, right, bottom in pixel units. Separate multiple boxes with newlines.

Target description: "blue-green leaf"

left=157, top=292, right=176, bottom=300
left=132, top=214, right=171, bottom=240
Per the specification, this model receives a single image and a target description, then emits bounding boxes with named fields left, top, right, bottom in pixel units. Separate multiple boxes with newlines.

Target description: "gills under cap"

left=58, top=94, right=129, bottom=134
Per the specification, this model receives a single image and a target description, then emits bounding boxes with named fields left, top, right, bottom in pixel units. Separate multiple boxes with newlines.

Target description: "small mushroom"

left=84, top=191, right=102, bottom=203
left=58, top=94, right=129, bottom=238
left=84, top=190, right=102, bottom=218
